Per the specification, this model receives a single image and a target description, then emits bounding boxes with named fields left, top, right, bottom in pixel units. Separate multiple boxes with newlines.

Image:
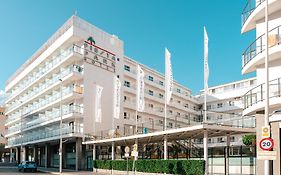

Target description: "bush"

left=93, top=159, right=205, bottom=174
left=243, top=134, right=256, bottom=146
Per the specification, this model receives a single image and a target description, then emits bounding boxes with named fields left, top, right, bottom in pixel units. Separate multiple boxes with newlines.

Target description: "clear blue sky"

left=0, top=0, right=255, bottom=95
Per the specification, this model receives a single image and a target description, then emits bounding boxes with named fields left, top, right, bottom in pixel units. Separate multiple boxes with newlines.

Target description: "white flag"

left=165, top=48, right=173, bottom=104
left=136, top=65, right=145, bottom=112
left=95, top=84, right=103, bottom=123
left=204, top=26, right=209, bottom=90
left=113, top=76, right=121, bottom=119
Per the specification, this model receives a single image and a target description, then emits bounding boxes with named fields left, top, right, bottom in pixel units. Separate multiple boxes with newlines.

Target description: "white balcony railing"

left=7, top=124, right=83, bottom=147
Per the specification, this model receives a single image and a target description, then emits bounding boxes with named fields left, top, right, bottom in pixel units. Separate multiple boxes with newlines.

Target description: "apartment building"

left=241, top=0, right=281, bottom=174
left=0, top=107, right=9, bottom=162
left=4, top=15, right=202, bottom=170
left=198, top=78, right=257, bottom=147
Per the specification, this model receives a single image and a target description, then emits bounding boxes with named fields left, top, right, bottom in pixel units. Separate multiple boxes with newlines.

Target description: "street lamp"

left=59, top=78, right=63, bottom=173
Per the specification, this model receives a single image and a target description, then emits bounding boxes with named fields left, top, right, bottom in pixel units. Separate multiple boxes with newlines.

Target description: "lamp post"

left=20, top=101, right=23, bottom=162
left=59, top=79, right=63, bottom=173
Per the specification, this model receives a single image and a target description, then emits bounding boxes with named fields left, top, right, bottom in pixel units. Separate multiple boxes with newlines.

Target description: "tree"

left=87, top=36, right=96, bottom=45
left=242, top=134, right=256, bottom=146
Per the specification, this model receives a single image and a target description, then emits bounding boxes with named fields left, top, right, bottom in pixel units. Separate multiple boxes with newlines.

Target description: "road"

left=0, top=166, right=48, bottom=174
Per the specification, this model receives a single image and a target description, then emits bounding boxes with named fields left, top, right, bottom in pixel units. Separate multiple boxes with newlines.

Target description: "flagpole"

left=203, top=26, right=209, bottom=175
left=264, top=0, right=270, bottom=174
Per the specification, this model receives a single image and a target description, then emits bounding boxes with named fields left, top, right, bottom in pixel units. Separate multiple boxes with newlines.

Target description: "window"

left=137, top=115, right=141, bottom=120
left=207, top=105, right=211, bottom=110
left=177, top=100, right=181, bottom=104
left=230, top=136, right=235, bottom=142
left=148, top=76, right=154, bottom=82
left=217, top=137, right=225, bottom=143
left=169, top=110, right=173, bottom=114
left=177, top=112, right=180, bottom=116
left=176, top=88, right=181, bottom=93
left=124, top=112, right=128, bottom=119
left=159, top=81, right=164, bottom=86
left=148, top=104, right=154, bottom=108
left=184, top=104, right=189, bottom=108
left=159, top=93, right=164, bottom=99
left=124, top=81, right=130, bottom=87
left=124, top=96, right=127, bottom=102
left=217, top=115, right=223, bottom=120
left=168, top=122, right=173, bottom=128
left=124, top=65, right=130, bottom=71
left=217, top=103, right=223, bottom=108
left=229, top=101, right=234, bottom=106
left=148, top=90, right=153, bottom=96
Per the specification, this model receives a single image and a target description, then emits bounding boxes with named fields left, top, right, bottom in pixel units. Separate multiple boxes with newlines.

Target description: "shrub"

left=93, top=159, right=205, bottom=174
left=243, top=134, right=256, bottom=146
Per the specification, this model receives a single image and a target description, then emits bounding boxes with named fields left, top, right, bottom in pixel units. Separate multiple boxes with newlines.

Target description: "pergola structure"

left=83, top=123, right=255, bottom=174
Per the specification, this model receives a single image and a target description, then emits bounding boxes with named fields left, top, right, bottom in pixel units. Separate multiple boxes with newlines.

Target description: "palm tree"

left=87, top=36, right=96, bottom=45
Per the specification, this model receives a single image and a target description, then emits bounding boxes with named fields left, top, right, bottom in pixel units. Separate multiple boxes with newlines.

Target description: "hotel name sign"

left=83, top=36, right=116, bottom=73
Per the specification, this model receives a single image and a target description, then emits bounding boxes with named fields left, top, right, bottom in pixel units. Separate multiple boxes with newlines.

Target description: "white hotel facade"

left=4, top=15, right=256, bottom=172
left=241, top=0, right=281, bottom=174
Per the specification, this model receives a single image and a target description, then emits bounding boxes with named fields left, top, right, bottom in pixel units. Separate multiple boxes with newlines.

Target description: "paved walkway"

left=38, top=167, right=167, bottom=175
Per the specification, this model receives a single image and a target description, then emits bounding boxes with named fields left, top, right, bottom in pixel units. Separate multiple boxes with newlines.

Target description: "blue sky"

left=0, top=0, right=255, bottom=96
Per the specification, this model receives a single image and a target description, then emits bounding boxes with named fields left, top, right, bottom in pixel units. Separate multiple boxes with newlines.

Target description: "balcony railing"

left=7, top=124, right=82, bottom=146
left=85, top=111, right=255, bottom=142
left=6, top=84, right=83, bottom=124
left=242, top=24, right=281, bottom=68
left=6, top=64, right=83, bottom=113
left=241, top=0, right=265, bottom=26
left=244, top=77, right=281, bottom=109
left=7, top=46, right=75, bottom=102
left=23, top=105, right=83, bottom=130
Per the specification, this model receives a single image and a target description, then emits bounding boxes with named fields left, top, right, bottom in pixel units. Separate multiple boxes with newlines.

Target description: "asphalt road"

left=0, top=167, right=48, bottom=175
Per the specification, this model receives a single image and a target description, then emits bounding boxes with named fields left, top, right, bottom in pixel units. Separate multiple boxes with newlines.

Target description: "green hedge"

left=93, top=159, right=205, bottom=175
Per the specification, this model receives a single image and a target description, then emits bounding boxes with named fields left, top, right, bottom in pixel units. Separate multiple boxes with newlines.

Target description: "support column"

left=164, top=135, right=167, bottom=160
left=10, top=149, right=13, bottom=163
left=21, top=146, right=26, bottom=162
left=111, top=142, right=115, bottom=160
left=203, top=130, right=208, bottom=175
left=16, top=147, right=19, bottom=164
left=75, top=138, right=82, bottom=171
left=255, top=113, right=265, bottom=175
left=188, top=138, right=192, bottom=159
left=45, top=144, right=50, bottom=168
left=225, top=134, right=230, bottom=175
left=93, top=144, right=96, bottom=172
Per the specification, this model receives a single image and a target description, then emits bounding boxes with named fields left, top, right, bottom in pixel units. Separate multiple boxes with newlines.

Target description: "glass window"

left=124, top=81, right=130, bottom=87
left=159, top=81, right=164, bottom=86
left=124, top=65, right=130, bottom=71
left=148, top=90, right=153, bottom=96
left=148, top=76, right=154, bottom=82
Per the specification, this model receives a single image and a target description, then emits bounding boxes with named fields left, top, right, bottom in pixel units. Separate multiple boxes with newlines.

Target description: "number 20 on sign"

left=259, top=138, right=274, bottom=151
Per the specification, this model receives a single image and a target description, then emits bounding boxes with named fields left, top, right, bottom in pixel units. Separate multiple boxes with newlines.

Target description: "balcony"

left=6, top=84, right=83, bottom=125
left=243, top=77, right=281, bottom=115
left=7, top=124, right=83, bottom=147
left=241, top=0, right=281, bottom=33
left=6, top=64, right=83, bottom=115
left=22, top=105, right=83, bottom=132
left=6, top=45, right=78, bottom=104
left=242, top=24, right=281, bottom=74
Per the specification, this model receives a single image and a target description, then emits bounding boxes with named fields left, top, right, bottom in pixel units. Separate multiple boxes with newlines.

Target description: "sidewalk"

left=38, top=167, right=167, bottom=175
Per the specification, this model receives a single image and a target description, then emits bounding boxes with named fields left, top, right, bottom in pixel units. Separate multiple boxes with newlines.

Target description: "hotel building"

left=4, top=14, right=258, bottom=173
left=4, top=15, right=205, bottom=170
left=241, top=0, right=281, bottom=174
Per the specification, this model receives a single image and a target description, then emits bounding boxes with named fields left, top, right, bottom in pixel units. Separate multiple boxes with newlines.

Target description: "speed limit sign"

left=259, top=138, right=274, bottom=151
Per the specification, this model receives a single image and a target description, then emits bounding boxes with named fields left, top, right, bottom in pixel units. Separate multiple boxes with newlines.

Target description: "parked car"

left=18, top=161, right=37, bottom=172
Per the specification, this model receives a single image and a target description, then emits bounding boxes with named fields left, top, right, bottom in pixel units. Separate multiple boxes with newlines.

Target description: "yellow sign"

left=262, top=126, right=270, bottom=138
left=133, top=144, right=138, bottom=151
left=268, top=34, right=277, bottom=48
